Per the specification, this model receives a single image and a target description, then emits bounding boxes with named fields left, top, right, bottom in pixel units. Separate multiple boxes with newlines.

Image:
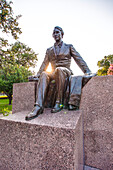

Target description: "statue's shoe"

left=25, top=106, right=43, bottom=120
left=68, top=104, right=79, bottom=110
left=51, top=103, right=63, bottom=113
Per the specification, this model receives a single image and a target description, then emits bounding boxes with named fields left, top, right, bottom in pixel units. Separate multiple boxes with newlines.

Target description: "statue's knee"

left=55, top=67, right=63, bottom=73
left=40, top=71, right=48, bottom=78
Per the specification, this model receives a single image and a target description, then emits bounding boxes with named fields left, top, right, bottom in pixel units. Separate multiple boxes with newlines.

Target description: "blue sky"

left=6, top=0, right=113, bottom=75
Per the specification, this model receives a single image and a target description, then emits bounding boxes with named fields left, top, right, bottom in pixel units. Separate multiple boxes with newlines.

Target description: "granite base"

left=12, top=82, right=36, bottom=113
left=0, top=109, right=83, bottom=170
left=80, top=76, right=113, bottom=170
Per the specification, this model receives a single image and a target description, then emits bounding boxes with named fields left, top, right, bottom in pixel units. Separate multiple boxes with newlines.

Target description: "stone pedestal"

left=80, top=76, right=113, bottom=170
left=0, top=110, right=83, bottom=170
left=12, top=82, right=36, bottom=113
left=5, top=76, right=113, bottom=170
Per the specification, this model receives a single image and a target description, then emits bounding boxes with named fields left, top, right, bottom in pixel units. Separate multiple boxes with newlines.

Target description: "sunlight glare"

left=46, top=63, right=52, bottom=73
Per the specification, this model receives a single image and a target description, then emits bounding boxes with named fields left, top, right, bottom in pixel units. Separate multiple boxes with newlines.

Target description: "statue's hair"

left=53, top=26, right=64, bottom=37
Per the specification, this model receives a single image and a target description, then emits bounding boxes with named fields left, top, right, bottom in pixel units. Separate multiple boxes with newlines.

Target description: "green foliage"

left=0, top=99, right=12, bottom=115
left=1, top=41, right=38, bottom=69
left=0, top=0, right=22, bottom=56
left=0, top=64, right=32, bottom=104
left=2, top=107, right=12, bottom=116
left=0, top=42, right=38, bottom=104
left=0, top=37, right=9, bottom=47
left=0, top=1, right=38, bottom=105
left=0, top=0, right=22, bottom=39
left=97, top=55, right=113, bottom=76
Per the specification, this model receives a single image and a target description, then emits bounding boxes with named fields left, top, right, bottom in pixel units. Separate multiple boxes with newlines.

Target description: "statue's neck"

left=55, top=40, right=63, bottom=46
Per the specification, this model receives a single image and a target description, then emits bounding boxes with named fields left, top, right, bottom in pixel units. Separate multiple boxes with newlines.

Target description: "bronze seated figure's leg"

left=51, top=67, right=71, bottom=113
left=25, top=71, right=51, bottom=120
left=25, top=67, right=71, bottom=120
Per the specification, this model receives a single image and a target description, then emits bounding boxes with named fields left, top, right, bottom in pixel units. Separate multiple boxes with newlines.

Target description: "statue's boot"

left=25, top=106, right=43, bottom=120
left=51, top=103, right=63, bottom=113
left=68, top=104, right=79, bottom=110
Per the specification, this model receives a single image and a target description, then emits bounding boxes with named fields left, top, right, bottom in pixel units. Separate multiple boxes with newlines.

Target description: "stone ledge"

left=0, top=109, right=83, bottom=170
left=80, top=76, right=113, bottom=170
left=12, top=82, right=36, bottom=113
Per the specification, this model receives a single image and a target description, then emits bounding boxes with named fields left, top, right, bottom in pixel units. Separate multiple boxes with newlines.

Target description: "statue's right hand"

left=28, top=74, right=40, bottom=81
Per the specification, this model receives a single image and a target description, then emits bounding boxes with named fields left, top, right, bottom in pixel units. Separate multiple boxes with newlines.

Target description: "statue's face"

left=53, top=28, right=62, bottom=42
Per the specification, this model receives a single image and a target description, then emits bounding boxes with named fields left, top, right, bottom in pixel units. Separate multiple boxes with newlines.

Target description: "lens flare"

left=46, top=63, right=52, bottom=73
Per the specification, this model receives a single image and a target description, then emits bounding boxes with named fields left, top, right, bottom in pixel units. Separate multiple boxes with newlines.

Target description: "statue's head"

left=52, top=26, right=64, bottom=42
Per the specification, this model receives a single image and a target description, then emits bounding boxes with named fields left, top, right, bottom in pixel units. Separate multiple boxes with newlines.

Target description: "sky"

left=5, top=0, right=113, bottom=75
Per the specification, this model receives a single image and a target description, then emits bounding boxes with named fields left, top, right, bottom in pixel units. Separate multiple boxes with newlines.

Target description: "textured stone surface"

left=12, top=82, right=36, bottom=113
left=80, top=76, right=113, bottom=170
left=0, top=109, right=83, bottom=170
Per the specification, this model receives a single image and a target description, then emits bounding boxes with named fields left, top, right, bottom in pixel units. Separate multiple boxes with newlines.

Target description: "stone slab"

left=12, top=82, right=36, bottom=113
left=0, top=109, right=83, bottom=170
left=80, top=76, right=113, bottom=170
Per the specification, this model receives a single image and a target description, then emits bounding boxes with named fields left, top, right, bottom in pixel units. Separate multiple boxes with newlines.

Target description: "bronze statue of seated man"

left=25, top=26, right=94, bottom=121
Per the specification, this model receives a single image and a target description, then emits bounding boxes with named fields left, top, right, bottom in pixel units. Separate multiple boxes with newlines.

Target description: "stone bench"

left=0, top=76, right=112, bottom=170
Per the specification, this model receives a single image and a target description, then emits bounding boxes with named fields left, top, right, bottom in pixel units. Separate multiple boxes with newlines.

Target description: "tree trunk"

left=8, top=95, right=12, bottom=105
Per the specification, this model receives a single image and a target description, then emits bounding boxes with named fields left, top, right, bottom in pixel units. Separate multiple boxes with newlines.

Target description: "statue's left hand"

left=84, top=72, right=97, bottom=78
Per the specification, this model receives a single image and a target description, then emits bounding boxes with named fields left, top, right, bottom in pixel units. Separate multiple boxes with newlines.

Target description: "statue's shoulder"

left=46, top=46, right=54, bottom=52
left=63, top=43, right=73, bottom=48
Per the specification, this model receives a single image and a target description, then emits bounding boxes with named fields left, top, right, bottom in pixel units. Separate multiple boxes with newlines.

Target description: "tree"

left=0, top=0, right=22, bottom=69
left=0, top=42, right=38, bottom=105
left=97, top=55, right=113, bottom=76
left=0, top=1, right=38, bottom=105
left=1, top=41, right=38, bottom=69
left=0, top=64, right=32, bottom=105
left=0, top=0, right=22, bottom=65
left=0, top=0, right=22, bottom=39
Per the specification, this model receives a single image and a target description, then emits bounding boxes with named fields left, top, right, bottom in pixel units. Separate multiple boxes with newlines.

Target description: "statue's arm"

left=70, top=45, right=91, bottom=74
left=37, top=49, right=49, bottom=75
left=28, top=49, right=49, bottom=81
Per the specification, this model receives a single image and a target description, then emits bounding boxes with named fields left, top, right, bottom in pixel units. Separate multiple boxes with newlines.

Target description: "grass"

left=0, top=99, right=12, bottom=114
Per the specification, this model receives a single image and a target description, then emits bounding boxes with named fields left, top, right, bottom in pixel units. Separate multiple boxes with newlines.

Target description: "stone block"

left=12, top=82, right=36, bottom=113
left=80, top=76, right=113, bottom=170
left=0, top=109, right=83, bottom=170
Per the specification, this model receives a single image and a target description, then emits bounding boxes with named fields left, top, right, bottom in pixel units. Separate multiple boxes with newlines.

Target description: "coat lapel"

left=49, top=46, right=56, bottom=58
left=50, top=42, right=67, bottom=57
left=59, top=42, right=67, bottom=55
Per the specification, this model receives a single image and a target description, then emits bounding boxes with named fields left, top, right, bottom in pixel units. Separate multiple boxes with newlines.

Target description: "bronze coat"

left=38, top=42, right=91, bottom=75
